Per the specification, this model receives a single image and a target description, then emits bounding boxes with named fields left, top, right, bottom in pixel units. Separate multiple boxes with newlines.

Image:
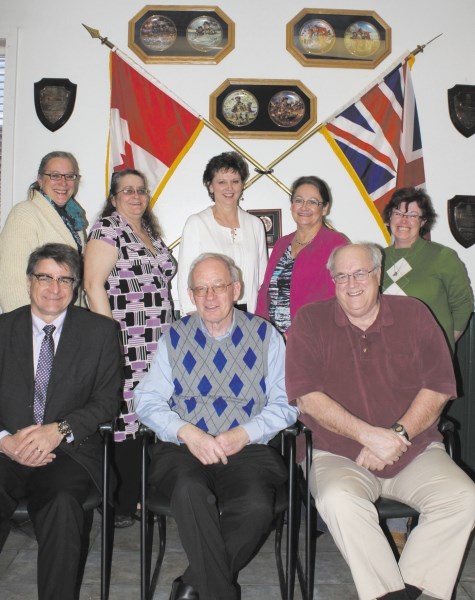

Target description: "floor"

left=0, top=512, right=474, bottom=599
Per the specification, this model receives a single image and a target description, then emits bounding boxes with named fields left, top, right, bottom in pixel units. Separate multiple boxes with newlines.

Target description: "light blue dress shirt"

left=134, top=316, right=298, bottom=445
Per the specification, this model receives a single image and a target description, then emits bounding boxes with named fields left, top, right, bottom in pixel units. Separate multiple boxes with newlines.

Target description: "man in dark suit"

left=0, top=243, right=122, bottom=600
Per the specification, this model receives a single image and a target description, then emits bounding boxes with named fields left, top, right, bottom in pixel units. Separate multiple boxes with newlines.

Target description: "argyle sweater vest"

left=165, top=310, right=272, bottom=435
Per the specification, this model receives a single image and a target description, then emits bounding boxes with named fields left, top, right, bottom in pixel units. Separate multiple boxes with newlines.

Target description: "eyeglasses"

left=391, top=210, right=423, bottom=221
left=31, top=273, right=76, bottom=288
left=332, top=268, right=377, bottom=285
left=116, top=187, right=150, bottom=197
left=191, top=282, right=234, bottom=297
left=40, top=172, right=79, bottom=181
left=292, top=197, right=324, bottom=207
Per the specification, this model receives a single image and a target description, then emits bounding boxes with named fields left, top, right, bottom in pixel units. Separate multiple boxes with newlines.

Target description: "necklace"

left=294, top=235, right=315, bottom=246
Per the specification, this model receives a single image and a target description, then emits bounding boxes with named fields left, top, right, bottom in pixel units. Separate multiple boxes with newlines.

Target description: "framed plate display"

left=128, top=5, right=234, bottom=64
left=210, top=79, right=317, bottom=139
left=287, top=9, right=391, bottom=69
left=247, top=209, right=282, bottom=248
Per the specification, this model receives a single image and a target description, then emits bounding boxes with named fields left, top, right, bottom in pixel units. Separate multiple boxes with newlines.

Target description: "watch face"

left=58, top=421, right=71, bottom=436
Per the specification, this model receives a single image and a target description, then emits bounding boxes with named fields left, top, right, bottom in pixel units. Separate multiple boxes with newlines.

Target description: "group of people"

left=0, top=148, right=473, bottom=600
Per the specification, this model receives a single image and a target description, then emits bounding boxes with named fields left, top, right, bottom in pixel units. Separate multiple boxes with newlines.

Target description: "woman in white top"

left=177, top=151, right=268, bottom=315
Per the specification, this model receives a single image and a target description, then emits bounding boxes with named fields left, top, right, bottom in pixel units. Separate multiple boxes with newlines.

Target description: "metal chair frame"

left=139, top=423, right=299, bottom=600
left=9, top=422, right=113, bottom=600
left=296, top=418, right=456, bottom=600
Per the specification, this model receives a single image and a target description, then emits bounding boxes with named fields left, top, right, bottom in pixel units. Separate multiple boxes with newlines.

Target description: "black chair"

left=295, top=418, right=456, bottom=600
left=139, top=423, right=298, bottom=600
left=9, top=422, right=113, bottom=600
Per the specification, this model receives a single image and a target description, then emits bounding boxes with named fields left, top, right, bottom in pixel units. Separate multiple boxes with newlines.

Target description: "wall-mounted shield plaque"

left=448, top=195, right=475, bottom=248
left=448, top=85, right=475, bottom=138
left=34, top=78, right=77, bottom=132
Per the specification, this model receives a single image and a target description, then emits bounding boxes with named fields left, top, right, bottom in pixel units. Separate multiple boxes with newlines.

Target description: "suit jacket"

left=0, top=305, right=122, bottom=490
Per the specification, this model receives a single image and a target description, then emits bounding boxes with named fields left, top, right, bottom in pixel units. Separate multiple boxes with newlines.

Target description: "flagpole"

left=245, top=34, right=442, bottom=190
left=83, top=24, right=290, bottom=195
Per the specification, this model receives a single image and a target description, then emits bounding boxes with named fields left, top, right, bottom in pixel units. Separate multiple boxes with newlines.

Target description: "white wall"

left=1, top=0, right=474, bottom=303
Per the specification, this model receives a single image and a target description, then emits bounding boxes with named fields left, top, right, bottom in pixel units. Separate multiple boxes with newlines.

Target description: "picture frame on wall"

left=210, top=79, right=317, bottom=139
left=248, top=209, right=282, bottom=248
left=286, top=8, right=391, bottom=69
left=128, top=5, right=235, bottom=64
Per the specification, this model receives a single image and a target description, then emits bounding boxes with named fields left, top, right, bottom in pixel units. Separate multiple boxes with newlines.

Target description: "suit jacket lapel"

left=12, top=309, right=35, bottom=394
left=47, top=307, right=77, bottom=405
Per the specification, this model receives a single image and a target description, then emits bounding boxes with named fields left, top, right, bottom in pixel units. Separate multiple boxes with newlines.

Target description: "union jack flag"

left=322, top=56, right=425, bottom=239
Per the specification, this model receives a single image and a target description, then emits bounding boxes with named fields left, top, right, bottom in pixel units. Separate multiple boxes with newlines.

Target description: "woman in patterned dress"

left=84, top=169, right=176, bottom=527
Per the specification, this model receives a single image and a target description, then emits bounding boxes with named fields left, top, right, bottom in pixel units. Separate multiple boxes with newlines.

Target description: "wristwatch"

left=391, top=422, right=409, bottom=440
left=57, top=420, right=72, bottom=442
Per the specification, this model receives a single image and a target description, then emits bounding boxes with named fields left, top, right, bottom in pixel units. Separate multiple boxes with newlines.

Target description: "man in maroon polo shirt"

left=286, top=242, right=475, bottom=600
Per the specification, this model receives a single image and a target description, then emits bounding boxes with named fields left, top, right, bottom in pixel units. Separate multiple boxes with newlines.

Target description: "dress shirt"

left=134, top=316, right=298, bottom=444
left=32, top=311, right=66, bottom=373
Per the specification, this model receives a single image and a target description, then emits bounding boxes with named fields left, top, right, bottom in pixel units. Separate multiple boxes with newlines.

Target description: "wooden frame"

left=128, top=5, right=234, bottom=64
left=210, top=79, right=317, bottom=139
left=248, top=209, right=282, bottom=248
left=286, top=8, right=391, bottom=69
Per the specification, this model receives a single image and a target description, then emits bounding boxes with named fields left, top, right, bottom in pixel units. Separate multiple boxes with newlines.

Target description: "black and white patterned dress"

left=88, top=211, right=176, bottom=440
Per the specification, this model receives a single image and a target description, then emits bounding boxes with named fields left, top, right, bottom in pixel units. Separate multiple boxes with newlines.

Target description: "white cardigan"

left=0, top=191, right=86, bottom=312
left=177, top=206, right=268, bottom=315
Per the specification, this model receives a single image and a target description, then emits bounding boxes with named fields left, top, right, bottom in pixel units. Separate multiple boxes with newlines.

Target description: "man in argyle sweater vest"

left=135, top=253, right=298, bottom=600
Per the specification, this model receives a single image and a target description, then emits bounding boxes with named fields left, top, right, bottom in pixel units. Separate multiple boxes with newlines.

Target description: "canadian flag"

left=108, top=51, right=204, bottom=204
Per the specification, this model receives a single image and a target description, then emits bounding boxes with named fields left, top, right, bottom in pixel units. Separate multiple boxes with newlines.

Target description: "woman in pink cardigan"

left=256, top=176, right=348, bottom=335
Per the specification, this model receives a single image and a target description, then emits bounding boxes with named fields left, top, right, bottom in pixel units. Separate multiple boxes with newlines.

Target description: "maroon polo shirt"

left=286, top=295, right=456, bottom=478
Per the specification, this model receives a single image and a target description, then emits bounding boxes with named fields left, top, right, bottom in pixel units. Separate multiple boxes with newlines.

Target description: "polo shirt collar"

left=333, top=295, right=394, bottom=332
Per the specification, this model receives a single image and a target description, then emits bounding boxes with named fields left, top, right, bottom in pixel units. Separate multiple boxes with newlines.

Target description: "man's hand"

left=215, top=427, right=249, bottom=457
left=355, top=446, right=388, bottom=471
left=0, top=424, right=61, bottom=467
left=178, top=424, right=229, bottom=465
left=359, top=426, right=410, bottom=465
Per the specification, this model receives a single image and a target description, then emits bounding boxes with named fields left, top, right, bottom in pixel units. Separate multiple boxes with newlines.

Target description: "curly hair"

left=383, top=187, right=437, bottom=237
left=101, top=169, right=162, bottom=239
left=202, top=151, right=249, bottom=200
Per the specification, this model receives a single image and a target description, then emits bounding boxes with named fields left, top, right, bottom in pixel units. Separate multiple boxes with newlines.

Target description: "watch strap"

left=391, top=422, right=409, bottom=440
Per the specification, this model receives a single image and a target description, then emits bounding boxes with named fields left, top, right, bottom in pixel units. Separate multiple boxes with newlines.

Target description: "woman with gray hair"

left=0, top=151, right=86, bottom=312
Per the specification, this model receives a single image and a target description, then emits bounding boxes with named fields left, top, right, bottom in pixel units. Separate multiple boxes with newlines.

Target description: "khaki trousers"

left=308, top=443, right=475, bottom=600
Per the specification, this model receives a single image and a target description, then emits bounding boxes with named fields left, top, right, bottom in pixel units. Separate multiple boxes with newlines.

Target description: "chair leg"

left=286, top=437, right=297, bottom=600
left=140, top=433, right=150, bottom=600
left=305, top=504, right=316, bottom=600
left=149, top=515, right=167, bottom=598
left=101, top=425, right=112, bottom=600
left=274, top=512, right=286, bottom=597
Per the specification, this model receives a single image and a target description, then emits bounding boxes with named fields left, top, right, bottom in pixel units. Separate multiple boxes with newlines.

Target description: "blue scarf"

left=41, top=192, right=86, bottom=253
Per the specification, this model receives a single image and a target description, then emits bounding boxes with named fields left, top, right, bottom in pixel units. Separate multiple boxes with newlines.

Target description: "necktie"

left=33, top=324, right=56, bottom=424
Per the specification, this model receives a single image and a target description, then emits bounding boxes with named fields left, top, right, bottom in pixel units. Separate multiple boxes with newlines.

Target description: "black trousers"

left=149, top=442, right=288, bottom=600
left=0, top=451, right=93, bottom=600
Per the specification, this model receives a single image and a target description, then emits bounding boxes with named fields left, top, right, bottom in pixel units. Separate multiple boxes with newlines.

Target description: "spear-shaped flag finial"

left=82, top=24, right=115, bottom=50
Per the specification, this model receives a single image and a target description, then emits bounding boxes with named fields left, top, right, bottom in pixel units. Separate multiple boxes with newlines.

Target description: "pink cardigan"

left=255, top=226, right=348, bottom=328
